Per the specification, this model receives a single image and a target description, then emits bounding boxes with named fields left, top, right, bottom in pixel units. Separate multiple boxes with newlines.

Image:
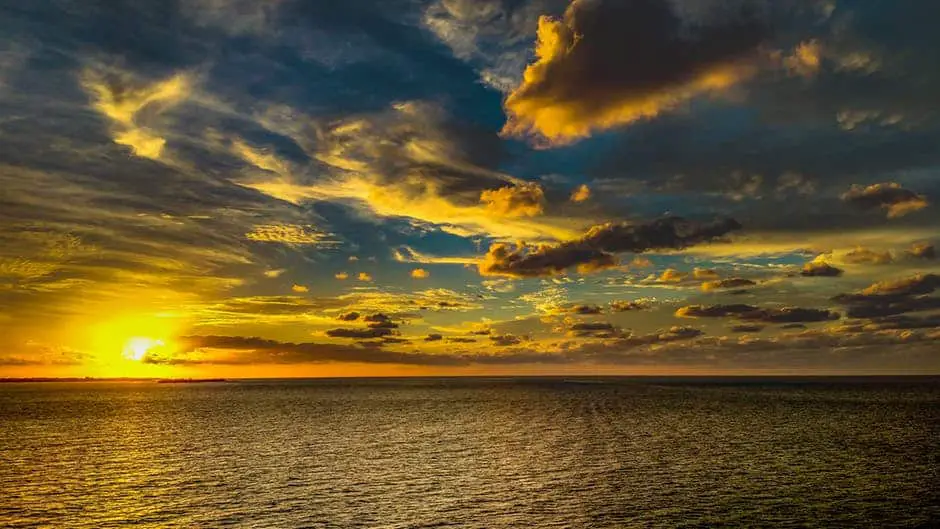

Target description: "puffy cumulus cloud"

left=291, top=284, right=309, bottom=293
left=656, top=268, right=687, bottom=283
left=858, top=274, right=940, bottom=298
left=364, top=313, right=395, bottom=325
left=357, top=272, right=373, bottom=282
left=479, top=216, right=742, bottom=277
left=743, top=308, right=840, bottom=324
left=842, top=247, right=893, bottom=265
left=676, top=304, right=839, bottom=324
left=337, top=312, right=360, bottom=322
left=245, top=224, right=336, bottom=246
left=576, top=325, right=704, bottom=348
left=501, top=0, right=768, bottom=145
left=801, top=260, right=844, bottom=277
left=701, top=278, right=757, bottom=291
left=480, top=241, right=614, bottom=278
left=335, top=272, right=349, bottom=280
left=841, top=183, right=930, bottom=219
left=675, top=304, right=757, bottom=319
left=609, top=299, right=651, bottom=312
left=244, top=101, right=574, bottom=240
left=907, top=242, right=936, bottom=260
left=560, top=304, right=603, bottom=315
left=693, top=268, right=720, bottom=280
left=784, top=40, right=823, bottom=77
left=410, top=268, right=430, bottom=279
left=479, top=182, right=545, bottom=217
left=568, top=321, right=619, bottom=338
left=839, top=297, right=940, bottom=320
left=570, top=184, right=591, bottom=203
left=81, top=67, right=193, bottom=160
left=833, top=274, right=940, bottom=320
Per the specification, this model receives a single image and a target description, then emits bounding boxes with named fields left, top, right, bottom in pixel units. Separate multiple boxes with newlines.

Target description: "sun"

left=122, top=337, right=165, bottom=362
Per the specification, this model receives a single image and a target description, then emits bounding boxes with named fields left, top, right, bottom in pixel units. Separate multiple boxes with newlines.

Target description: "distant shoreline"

left=1, top=375, right=937, bottom=384
left=0, top=377, right=228, bottom=383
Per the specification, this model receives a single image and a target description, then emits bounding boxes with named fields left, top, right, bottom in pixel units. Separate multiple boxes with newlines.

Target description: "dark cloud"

left=489, top=334, right=523, bottom=347
left=424, top=333, right=443, bottom=342
left=842, top=248, right=893, bottom=265
left=841, top=183, right=929, bottom=219
left=480, top=216, right=741, bottom=277
left=907, top=242, right=936, bottom=260
left=568, top=321, right=620, bottom=338
left=833, top=273, right=940, bottom=319
left=570, top=322, right=616, bottom=332
left=855, top=315, right=940, bottom=331
left=326, top=327, right=394, bottom=339
left=842, top=297, right=940, bottom=319
left=338, top=311, right=361, bottom=321
left=676, top=304, right=758, bottom=318
left=562, top=304, right=604, bottom=315
left=367, top=320, right=399, bottom=330
left=362, top=313, right=400, bottom=329
left=702, top=277, right=757, bottom=291
left=165, top=335, right=463, bottom=366
left=677, top=304, right=839, bottom=323
left=801, top=261, right=844, bottom=277
left=731, top=324, right=765, bottom=333
left=611, top=326, right=704, bottom=348
left=501, top=0, right=769, bottom=144
left=852, top=273, right=940, bottom=299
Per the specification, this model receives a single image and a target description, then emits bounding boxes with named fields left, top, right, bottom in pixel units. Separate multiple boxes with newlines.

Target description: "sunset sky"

left=1, top=0, right=938, bottom=377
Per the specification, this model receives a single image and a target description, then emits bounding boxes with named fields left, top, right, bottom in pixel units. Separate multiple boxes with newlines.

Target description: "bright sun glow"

left=122, top=337, right=165, bottom=362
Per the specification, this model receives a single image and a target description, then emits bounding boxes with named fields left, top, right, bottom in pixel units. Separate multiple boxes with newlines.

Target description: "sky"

left=1, top=0, right=938, bottom=378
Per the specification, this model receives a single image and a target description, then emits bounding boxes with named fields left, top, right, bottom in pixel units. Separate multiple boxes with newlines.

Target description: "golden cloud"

left=81, top=68, right=192, bottom=160
left=784, top=40, right=823, bottom=77
left=479, top=216, right=741, bottom=278
left=479, top=182, right=545, bottom=218
left=841, top=183, right=929, bottom=219
left=501, top=0, right=766, bottom=145
left=245, top=224, right=336, bottom=246
left=569, top=184, right=591, bottom=203
left=239, top=102, right=576, bottom=240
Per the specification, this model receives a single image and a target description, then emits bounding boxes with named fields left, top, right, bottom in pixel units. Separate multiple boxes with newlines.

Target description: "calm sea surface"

left=1, top=377, right=938, bottom=528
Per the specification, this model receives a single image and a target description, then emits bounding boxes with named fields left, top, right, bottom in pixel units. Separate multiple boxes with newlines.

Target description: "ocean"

left=1, top=377, right=938, bottom=528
